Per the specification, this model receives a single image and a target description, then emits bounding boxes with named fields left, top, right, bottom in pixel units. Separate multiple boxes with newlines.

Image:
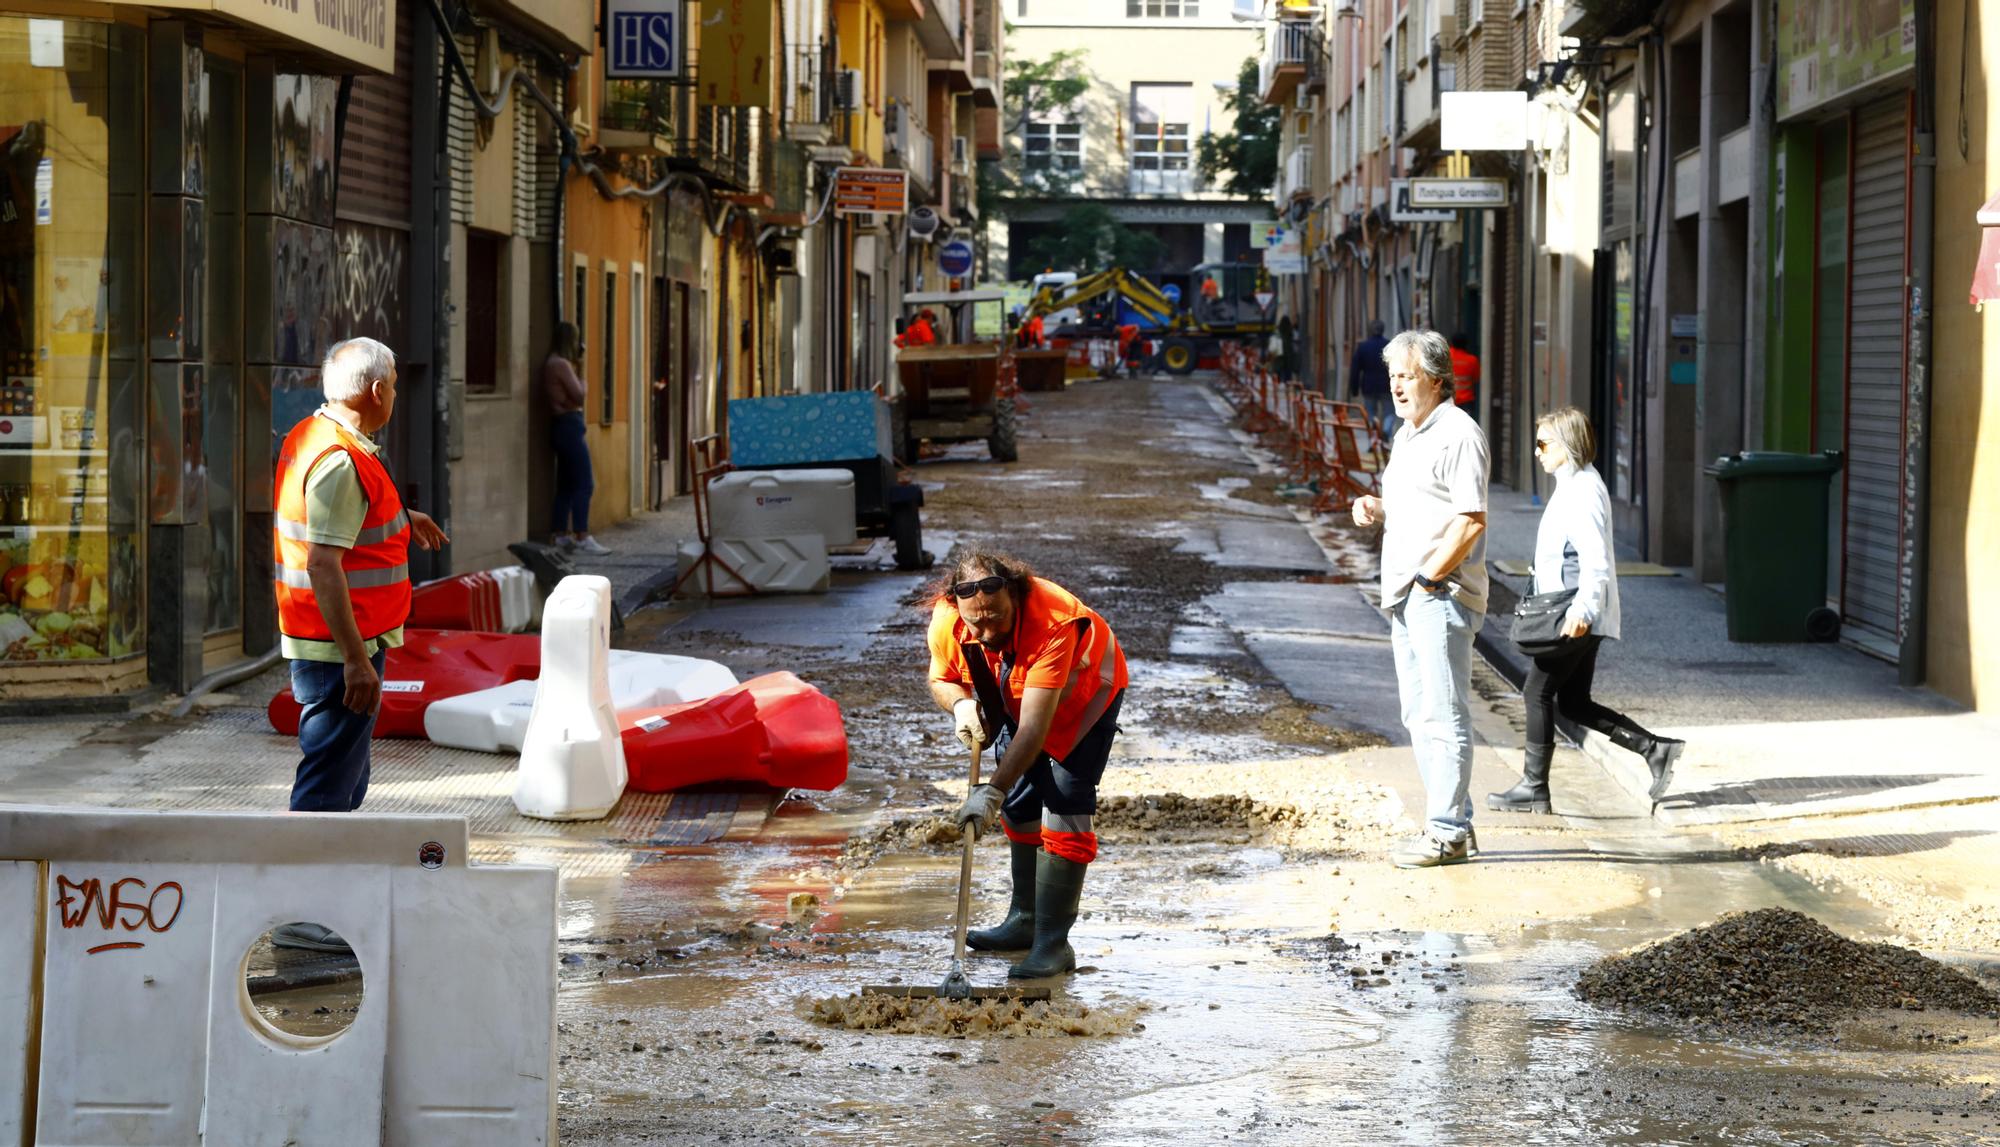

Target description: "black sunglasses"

left=950, top=575, right=1008, bottom=599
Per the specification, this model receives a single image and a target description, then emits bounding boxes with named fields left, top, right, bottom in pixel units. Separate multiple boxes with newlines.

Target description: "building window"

left=1130, top=83, right=1192, bottom=193
left=1022, top=121, right=1082, bottom=172
left=0, top=17, right=145, bottom=666
left=464, top=232, right=502, bottom=395
left=601, top=270, right=617, bottom=425
left=1126, top=0, right=1199, bottom=15
left=573, top=263, right=589, bottom=384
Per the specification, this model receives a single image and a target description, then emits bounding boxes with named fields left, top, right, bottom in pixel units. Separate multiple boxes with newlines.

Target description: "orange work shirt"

left=927, top=577, right=1128, bottom=763
left=1450, top=346, right=1480, bottom=406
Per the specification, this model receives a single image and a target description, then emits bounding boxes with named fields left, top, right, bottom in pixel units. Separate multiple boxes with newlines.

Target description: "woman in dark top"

left=545, top=322, right=609, bottom=554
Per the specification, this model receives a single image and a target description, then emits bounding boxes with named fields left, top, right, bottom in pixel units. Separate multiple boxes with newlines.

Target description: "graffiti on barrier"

left=53, top=873, right=185, bottom=954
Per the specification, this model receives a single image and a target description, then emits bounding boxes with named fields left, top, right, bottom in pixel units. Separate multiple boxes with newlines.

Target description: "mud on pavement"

left=556, top=377, right=2000, bottom=1147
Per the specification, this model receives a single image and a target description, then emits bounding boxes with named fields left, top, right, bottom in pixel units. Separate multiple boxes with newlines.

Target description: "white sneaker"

left=573, top=534, right=612, bottom=555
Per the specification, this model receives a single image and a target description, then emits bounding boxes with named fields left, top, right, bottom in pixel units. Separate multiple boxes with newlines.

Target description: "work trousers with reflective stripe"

left=996, top=689, right=1124, bottom=865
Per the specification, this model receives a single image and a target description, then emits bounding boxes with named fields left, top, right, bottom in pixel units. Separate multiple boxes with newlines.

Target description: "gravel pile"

left=1576, top=908, right=2000, bottom=1032
left=1094, top=792, right=1302, bottom=834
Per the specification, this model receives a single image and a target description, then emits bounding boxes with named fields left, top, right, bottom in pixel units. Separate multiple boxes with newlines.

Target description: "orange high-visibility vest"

left=927, top=577, right=1127, bottom=762
left=273, top=412, right=412, bottom=641
left=1450, top=346, right=1480, bottom=406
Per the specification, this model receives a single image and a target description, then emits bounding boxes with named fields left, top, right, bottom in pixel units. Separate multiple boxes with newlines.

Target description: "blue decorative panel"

left=728, top=392, right=892, bottom=467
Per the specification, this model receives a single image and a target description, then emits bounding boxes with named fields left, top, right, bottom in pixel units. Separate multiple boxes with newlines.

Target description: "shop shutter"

left=1841, top=94, right=1909, bottom=642
left=447, top=34, right=476, bottom=225
left=335, top=8, right=414, bottom=226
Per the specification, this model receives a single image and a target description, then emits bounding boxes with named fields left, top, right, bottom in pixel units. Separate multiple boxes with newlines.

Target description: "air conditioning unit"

left=834, top=69, right=863, bottom=111
left=951, top=135, right=970, bottom=172
left=1438, top=12, right=1458, bottom=40
left=1334, top=0, right=1358, bottom=14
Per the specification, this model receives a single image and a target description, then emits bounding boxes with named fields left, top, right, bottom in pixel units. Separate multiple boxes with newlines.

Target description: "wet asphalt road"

left=551, top=376, right=2000, bottom=1146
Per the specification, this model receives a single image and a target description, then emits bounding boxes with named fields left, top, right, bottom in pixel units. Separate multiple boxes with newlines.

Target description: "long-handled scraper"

left=863, top=740, right=1050, bottom=1003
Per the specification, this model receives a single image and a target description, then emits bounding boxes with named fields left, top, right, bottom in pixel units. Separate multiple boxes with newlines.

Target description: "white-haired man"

left=273, top=338, right=448, bottom=828
left=1352, top=329, right=1489, bottom=868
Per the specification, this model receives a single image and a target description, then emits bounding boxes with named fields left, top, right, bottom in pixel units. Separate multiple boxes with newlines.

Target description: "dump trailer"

left=895, top=288, right=1018, bottom=463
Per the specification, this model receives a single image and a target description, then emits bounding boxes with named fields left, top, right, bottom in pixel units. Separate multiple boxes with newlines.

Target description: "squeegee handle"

left=952, top=742, right=981, bottom=964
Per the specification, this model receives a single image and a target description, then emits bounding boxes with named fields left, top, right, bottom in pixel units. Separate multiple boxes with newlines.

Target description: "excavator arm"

left=1022, top=267, right=1179, bottom=329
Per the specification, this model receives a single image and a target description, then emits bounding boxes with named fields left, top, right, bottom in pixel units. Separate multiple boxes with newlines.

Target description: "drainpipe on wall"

left=1743, top=0, right=1772, bottom=451
left=1900, top=0, right=1937, bottom=687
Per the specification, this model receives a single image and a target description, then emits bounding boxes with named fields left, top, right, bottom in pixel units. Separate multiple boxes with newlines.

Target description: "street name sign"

left=833, top=168, right=908, bottom=216
left=1390, top=179, right=1454, bottom=223
left=1407, top=178, right=1508, bottom=208
left=605, top=0, right=683, bottom=79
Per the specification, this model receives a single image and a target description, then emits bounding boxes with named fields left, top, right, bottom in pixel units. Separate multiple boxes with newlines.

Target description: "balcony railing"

left=1275, top=143, right=1313, bottom=203
left=887, top=99, right=934, bottom=193
left=972, top=49, right=1000, bottom=108
left=787, top=42, right=843, bottom=144
left=1259, top=18, right=1319, bottom=106
left=1129, top=167, right=1193, bottom=196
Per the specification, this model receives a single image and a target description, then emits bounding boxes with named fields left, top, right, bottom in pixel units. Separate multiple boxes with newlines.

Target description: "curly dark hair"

left=928, top=549, right=1038, bottom=606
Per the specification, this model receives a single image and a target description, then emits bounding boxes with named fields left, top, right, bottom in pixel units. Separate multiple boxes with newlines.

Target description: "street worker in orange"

left=276, top=338, right=448, bottom=816
left=897, top=308, right=938, bottom=349
left=930, top=552, right=1127, bottom=980
left=1116, top=322, right=1141, bottom=376
left=1449, top=331, right=1481, bottom=417
left=1019, top=311, right=1046, bottom=349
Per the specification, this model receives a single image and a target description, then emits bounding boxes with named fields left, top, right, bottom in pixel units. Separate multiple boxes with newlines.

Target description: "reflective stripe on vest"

left=273, top=413, right=412, bottom=641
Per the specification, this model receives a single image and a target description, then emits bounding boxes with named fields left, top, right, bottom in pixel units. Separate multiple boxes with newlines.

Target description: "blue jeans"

left=1360, top=391, right=1397, bottom=440
left=551, top=410, right=594, bottom=533
left=1390, top=591, right=1483, bottom=842
left=289, top=649, right=386, bottom=812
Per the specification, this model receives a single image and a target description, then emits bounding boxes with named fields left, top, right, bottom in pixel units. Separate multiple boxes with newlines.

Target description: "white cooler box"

left=707, top=469, right=858, bottom=547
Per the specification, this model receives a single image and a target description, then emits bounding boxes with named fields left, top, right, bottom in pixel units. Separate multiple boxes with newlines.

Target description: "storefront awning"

left=1970, top=190, right=2000, bottom=308
left=104, top=0, right=396, bottom=73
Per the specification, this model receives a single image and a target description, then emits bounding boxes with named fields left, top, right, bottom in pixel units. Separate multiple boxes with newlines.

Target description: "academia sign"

left=605, top=0, right=683, bottom=79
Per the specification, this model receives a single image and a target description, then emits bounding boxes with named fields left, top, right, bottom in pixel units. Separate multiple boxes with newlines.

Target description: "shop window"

left=204, top=60, right=243, bottom=636
left=0, top=17, right=145, bottom=666
left=463, top=231, right=500, bottom=395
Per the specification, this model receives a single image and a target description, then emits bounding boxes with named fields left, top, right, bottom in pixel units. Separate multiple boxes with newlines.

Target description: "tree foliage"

left=1196, top=57, right=1280, bottom=199
left=1019, top=202, right=1165, bottom=275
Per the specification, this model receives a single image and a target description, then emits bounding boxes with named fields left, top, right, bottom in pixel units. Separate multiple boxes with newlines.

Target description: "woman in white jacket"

left=1487, top=407, right=1685, bottom=813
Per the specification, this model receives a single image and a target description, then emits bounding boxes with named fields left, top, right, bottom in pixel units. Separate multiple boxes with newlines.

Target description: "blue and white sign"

left=937, top=239, right=975, bottom=278
left=606, top=0, right=683, bottom=80
left=1161, top=283, right=1182, bottom=305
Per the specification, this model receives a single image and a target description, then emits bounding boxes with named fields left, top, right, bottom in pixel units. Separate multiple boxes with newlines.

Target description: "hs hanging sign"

left=605, top=0, right=684, bottom=80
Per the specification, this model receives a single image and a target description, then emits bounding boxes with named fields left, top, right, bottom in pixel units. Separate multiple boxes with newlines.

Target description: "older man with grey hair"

left=1351, top=329, right=1489, bottom=867
left=274, top=339, right=449, bottom=806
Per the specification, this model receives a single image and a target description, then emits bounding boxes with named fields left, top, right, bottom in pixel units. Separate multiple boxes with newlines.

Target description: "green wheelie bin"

left=1703, top=450, right=1844, bottom=642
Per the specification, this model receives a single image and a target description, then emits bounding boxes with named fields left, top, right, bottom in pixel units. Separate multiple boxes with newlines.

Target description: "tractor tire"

left=988, top=397, right=1020, bottom=463
left=890, top=401, right=917, bottom=466
left=1160, top=338, right=1197, bottom=375
left=889, top=500, right=928, bottom=570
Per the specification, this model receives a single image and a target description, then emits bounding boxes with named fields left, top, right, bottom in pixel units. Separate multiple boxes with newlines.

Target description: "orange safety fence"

left=1214, top=345, right=1387, bottom=516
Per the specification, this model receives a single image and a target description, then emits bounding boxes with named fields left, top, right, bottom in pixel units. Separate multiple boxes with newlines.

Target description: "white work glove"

left=954, top=783, right=1005, bottom=838
left=951, top=697, right=988, bottom=752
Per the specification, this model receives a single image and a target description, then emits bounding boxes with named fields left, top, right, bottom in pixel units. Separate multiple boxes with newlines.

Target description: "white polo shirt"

left=1379, top=401, right=1490, bottom=615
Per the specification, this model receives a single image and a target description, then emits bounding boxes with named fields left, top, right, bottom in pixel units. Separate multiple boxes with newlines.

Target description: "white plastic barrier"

left=425, top=650, right=739, bottom=753
left=675, top=534, right=831, bottom=596
left=492, top=564, right=541, bottom=631
left=0, top=804, right=557, bottom=1147
left=513, top=574, right=626, bottom=820
left=706, top=469, right=859, bottom=547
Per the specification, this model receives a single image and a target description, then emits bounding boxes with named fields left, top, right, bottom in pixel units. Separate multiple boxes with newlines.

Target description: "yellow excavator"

left=1017, top=262, right=1275, bottom=374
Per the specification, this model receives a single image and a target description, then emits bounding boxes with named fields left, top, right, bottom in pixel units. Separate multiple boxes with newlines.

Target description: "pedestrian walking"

left=1350, top=329, right=1489, bottom=868
left=1487, top=407, right=1685, bottom=813
left=1449, top=331, right=1480, bottom=420
left=545, top=322, right=610, bottom=554
left=1349, top=320, right=1394, bottom=439
left=931, top=552, right=1128, bottom=980
left=1276, top=312, right=1298, bottom=382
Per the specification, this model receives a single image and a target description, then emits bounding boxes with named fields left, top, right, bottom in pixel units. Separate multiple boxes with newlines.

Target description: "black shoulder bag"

left=1510, top=543, right=1579, bottom=657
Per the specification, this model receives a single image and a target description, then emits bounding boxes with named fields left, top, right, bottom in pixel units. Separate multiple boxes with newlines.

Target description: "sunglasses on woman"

left=950, top=574, right=1008, bottom=599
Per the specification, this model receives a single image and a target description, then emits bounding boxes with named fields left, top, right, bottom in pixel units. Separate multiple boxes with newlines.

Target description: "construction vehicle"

left=1019, top=261, right=1275, bottom=375
left=894, top=288, right=1018, bottom=463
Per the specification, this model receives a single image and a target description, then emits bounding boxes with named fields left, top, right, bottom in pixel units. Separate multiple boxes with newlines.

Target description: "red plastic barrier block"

left=409, top=571, right=504, bottom=631
left=267, top=629, right=542, bottom=738
left=621, top=672, right=848, bottom=793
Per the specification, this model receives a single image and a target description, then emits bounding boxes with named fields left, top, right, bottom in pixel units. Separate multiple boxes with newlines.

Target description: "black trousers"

left=1523, top=635, right=1660, bottom=756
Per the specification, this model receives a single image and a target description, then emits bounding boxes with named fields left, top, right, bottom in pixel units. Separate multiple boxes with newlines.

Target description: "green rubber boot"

left=1008, top=851, right=1087, bottom=979
left=966, top=838, right=1039, bottom=951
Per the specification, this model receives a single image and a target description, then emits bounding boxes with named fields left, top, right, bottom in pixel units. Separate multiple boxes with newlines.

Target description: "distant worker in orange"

left=1116, top=322, right=1141, bottom=376
left=1450, top=332, right=1481, bottom=421
left=931, top=551, right=1127, bottom=981
left=1018, top=311, right=1046, bottom=349
left=897, top=308, right=937, bottom=349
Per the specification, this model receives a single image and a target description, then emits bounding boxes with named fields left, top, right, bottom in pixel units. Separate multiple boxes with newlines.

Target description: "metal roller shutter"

left=1841, top=94, right=1910, bottom=642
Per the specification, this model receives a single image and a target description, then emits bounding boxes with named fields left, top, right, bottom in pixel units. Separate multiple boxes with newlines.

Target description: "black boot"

left=1486, top=744, right=1553, bottom=813
left=1008, top=851, right=1087, bottom=980
left=1611, top=727, right=1683, bottom=802
left=966, top=838, right=1038, bottom=951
